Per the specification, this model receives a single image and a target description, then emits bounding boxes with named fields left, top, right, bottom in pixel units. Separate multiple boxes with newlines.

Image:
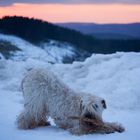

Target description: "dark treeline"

left=0, top=16, right=140, bottom=54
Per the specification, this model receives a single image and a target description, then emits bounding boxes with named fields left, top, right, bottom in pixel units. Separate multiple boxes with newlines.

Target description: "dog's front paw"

left=114, top=123, right=125, bottom=133
left=109, top=122, right=125, bottom=133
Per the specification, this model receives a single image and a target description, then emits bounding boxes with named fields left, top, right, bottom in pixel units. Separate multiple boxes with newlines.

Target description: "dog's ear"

left=101, top=100, right=107, bottom=109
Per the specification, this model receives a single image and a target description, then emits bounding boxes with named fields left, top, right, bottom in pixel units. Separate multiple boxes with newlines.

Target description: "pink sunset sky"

left=0, top=0, right=140, bottom=23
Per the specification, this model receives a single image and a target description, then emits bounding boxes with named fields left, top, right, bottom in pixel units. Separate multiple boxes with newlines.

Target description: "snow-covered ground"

left=0, top=34, right=140, bottom=140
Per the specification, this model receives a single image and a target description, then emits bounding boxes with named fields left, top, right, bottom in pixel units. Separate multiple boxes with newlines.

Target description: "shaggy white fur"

left=17, top=68, right=124, bottom=135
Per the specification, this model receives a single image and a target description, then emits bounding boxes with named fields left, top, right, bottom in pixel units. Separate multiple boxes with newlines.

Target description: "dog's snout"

left=101, top=100, right=107, bottom=109
left=84, top=113, right=93, bottom=119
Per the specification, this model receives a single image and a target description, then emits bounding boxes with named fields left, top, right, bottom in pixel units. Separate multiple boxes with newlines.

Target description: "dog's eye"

left=92, top=104, right=98, bottom=111
left=95, top=104, right=98, bottom=108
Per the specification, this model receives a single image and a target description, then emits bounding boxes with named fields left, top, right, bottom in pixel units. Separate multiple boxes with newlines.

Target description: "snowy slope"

left=0, top=38, right=140, bottom=139
left=0, top=34, right=75, bottom=63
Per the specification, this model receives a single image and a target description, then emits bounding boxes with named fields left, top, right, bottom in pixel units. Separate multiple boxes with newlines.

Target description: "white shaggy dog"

left=17, top=68, right=124, bottom=135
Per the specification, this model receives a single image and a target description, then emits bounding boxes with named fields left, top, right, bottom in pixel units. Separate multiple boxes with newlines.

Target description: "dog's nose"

left=84, top=113, right=93, bottom=119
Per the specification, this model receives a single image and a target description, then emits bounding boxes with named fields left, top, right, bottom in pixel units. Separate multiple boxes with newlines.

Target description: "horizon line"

left=1, top=15, right=140, bottom=25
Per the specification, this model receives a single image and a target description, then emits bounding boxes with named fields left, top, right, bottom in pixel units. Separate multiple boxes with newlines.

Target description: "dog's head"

left=80, top=94, right=107, bottom=121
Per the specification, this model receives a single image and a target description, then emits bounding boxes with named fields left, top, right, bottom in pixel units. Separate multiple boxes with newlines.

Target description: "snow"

left=0, top=34, right=75, bottom=63
left=0, top=34, right=140, bottom=139
left=40, top=41, right=75, bottom=63
left=52, top=53, right=140, bottom=110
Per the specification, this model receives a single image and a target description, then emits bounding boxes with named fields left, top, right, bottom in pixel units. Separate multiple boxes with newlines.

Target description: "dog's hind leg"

left=17, top=99, right=50, bottom=129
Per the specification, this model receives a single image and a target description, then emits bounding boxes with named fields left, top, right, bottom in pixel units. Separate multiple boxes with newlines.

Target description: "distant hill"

left=90, top=32, right=136, bottom=40
left=58, top=23, right=140, bottom=39
left=0, top=16, right=140, bottom=55
left=0, top=16, right=96, bottom=52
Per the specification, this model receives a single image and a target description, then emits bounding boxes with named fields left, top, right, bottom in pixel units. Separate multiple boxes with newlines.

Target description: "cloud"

left=0, top=0, right=140, bottom=6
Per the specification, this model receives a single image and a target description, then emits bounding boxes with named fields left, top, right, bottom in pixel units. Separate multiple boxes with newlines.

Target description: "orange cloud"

left=0, top=3, right=140, bottom=23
